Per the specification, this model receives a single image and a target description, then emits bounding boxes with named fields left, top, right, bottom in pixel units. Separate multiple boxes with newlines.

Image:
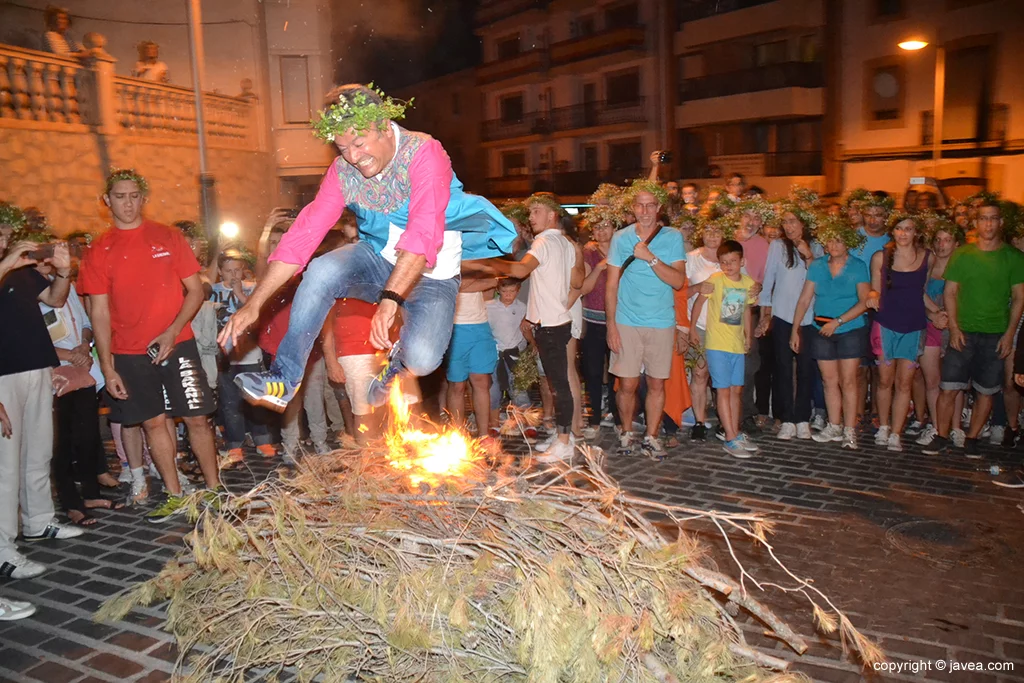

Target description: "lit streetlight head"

left=220, top=221, right=240, bottom=238
left=898, top=39, right=929, bottom=51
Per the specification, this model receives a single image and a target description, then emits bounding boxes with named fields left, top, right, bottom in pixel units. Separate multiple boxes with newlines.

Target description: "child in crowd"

left=486, top=278, right=531, bottom=425
left=690, top=240, right=758, bottom=458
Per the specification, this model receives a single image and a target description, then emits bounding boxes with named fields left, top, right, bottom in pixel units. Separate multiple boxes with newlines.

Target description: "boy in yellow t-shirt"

left=689, top=240, right=757, bottom=458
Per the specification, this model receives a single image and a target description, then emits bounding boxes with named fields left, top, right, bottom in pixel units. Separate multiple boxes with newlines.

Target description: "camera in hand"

left=658, top=151, right=673, bottom=164
left=26, top=241, right=82, bottom=261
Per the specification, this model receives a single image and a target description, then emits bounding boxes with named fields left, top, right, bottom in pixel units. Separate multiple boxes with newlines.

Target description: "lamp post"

left=899, top=38, right=945, bottom=171
left=186, top=0, right=219, bottom=256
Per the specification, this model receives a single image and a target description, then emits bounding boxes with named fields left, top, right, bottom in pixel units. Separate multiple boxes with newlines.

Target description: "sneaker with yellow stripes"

left=234, top=370, right=301, bottom=411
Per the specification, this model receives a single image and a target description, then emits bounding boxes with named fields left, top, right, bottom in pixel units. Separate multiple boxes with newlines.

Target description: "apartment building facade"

left=673, top=0, right=828, bottom=196
left=475, top=0, right=673, bottom=201
left=838, top=0, right=1024, bottom=202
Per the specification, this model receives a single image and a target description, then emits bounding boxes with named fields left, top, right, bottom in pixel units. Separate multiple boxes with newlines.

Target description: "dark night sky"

left=330, top=0, right=481, bottom=91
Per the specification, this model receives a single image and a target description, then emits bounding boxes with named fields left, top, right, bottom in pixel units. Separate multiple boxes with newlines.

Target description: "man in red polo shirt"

left=78, top=169, right=221, bottom=523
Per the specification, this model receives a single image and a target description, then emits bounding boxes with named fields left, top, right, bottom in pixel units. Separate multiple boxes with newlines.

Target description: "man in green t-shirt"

left=924, top=201, right=1024, bottom=458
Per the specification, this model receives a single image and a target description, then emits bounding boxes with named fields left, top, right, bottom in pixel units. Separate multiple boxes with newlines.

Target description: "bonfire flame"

left=383, top=379, right=482, bottom=489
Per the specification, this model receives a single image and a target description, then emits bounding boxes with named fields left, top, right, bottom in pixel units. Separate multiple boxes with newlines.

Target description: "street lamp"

left=186, top=0, right=219, bottom=258
left=899, top=37, right=945, bottom=170
left=219, top=221, right=240, bottom=239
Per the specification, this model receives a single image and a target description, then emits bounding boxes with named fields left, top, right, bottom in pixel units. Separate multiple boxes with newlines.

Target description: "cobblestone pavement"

left=2, top=429, right=1023, bottom=683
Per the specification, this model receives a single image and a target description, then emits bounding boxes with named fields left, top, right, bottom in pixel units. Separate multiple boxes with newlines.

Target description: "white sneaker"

left=581, top=426, right=600, bottom=440
left=776, top=422, right=796, bottom=440
left=887, top=432, right=902, bottom=452
left=0, top=553, right=46, bottom=579
left=117, top=466, right=132, bottom=484
left=951, top=429, right=966, bottom=448
left=640, top=435, right=666, bottom=460
left=313, top=441, right=332, bottom=455
left=618, top=431, right=635, bottom=455
left=841, top=427, right=858, bottom=450
left=916, top=424, right=937, bottom=446
left=812, top=423, right=843, bottom=443
left=980, top=424, right=992, bottom=440
left=990, top=425, right=1006, bottom=446
left=796, top=422, right=812, bottom=439
left=534, top=431, right=559, bottom=453
left=22, top=521, right=84, bottom=542
left=535, top=437, right=575, bottom=464
left=874, top=425, right=891, bottom=446
left=0, top=598, right=36, bottom=621
left=148, top=462, right=160, bottom=478
left=810, top=414, right=827, bottom=432
left=600, top=412, right=615, bottom=427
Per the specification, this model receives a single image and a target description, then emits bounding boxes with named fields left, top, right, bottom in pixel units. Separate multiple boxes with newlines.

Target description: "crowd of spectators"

left=1, top=160, right=1024, bottom=620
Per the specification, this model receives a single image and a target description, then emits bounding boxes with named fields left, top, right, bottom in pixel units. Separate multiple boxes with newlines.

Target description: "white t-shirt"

left=686, top=248, right=722, bottom=331
left=486, top=298, right=527, bottom=351
left=39, top=284, right=104, bottom=389
left=526, top=229, right=575, bottom=327
left=454, top=291, right=488, bottom=325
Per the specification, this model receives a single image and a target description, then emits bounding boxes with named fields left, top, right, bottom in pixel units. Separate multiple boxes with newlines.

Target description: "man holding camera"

left=0, top=213, right=82, bottom=580
left=78, top=169, right=221, bottom=523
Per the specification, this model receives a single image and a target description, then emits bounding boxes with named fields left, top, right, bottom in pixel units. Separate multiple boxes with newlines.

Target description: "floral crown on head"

left=623, top=178, right=669, bottom=208
left=580, top=204, right=627, bottom=232
left=774, top=200, right=818, bottom=233
left=0, top=202, right=26, bottom=230
left=105, top=168, right=149, bottom=196
left=693, top=212, right=738, bottom=247
left=885, top=210, right=925, bottom=233
left=499, top=201, right=530, bottom=227
left=814, top=214, right=866, bottom=251
left=920, top=211, right=965, bottom=246
left=731, top=197, right=777, bottom=227
left=312, top=83, right=413, bottom=142
left=525, top=193, right=567, bottom=217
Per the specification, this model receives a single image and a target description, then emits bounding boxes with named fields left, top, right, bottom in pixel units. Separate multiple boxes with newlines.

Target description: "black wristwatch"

left=380, top=289, right=406, bottom=307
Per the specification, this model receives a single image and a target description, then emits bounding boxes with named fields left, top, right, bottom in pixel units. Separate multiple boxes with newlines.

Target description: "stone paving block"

left=83, top=652, right=144, bottom=678
left=58, top=558, right=98, bottom=572
left=136, top=672, right=172, bottom=683
left=0, top=647, right=43, bottom=674
left=983, top=620, right=1024, bottom=643
left=146, top=642, right=178, bottom=664
left=62, top=618, right=117, bottom=641
left=106, top=631, right=160, bottom=652
left=1, top=624, right=51, bottom=647
left=78, top=580, right=125, bottom=598
left=24, top=660, right=81, bottom=683
left=37, top=636, right=94, bottom=660
left=29, top=605, right=80, bottom=628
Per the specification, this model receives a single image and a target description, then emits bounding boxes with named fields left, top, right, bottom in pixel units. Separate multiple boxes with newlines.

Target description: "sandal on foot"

left=66, top=510, right=98, bottom=527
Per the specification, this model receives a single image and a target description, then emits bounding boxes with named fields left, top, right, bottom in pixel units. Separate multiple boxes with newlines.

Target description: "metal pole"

left=186, top=0, right=218, bottom=253
left=933, top=44, right=945, bottom=172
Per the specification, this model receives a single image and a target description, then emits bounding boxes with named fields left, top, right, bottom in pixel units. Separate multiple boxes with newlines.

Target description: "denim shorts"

left=871, top=322, right=924, bottom=363
left=939, top=332, right=1003, bottom=395
left=810, top=325, right=868, bottom=361
left=706, top=349, right=745, bottom=389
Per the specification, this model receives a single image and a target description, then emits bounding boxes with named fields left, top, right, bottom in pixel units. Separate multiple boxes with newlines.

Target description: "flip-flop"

left=83, top=499, right=127, bottom=512
left=66, top=510, right=98, bottom=527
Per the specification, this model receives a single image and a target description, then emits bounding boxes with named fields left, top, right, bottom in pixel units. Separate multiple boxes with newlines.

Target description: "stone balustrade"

left=0, top=45, right=86, bottom=127
left=0, top=41, right=258, bottom=150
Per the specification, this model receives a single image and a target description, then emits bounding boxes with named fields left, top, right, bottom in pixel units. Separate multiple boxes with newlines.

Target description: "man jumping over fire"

left=218, top=84, right=516, bottom=410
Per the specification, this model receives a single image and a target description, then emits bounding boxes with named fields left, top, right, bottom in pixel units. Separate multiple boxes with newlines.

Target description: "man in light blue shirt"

left=606, top=180, right=687, bottom=459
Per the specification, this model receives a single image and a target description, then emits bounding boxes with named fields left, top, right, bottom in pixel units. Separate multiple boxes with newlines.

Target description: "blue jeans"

left=272, top=241, right=459, bottom=384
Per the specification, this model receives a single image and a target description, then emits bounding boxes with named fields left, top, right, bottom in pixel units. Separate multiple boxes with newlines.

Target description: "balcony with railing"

left=485, top=167, right=647, bottom=198
left=684, top=151, right=821, bottom=178
left=0, top=41, right=258, bottom=150
left=679, top=62, right=823, bottom=103
left=549, top=25, right=646, bottom=66
left=482, top=98, right=646, bottom=141
left=677, top=0, right=779, bottom=24
left=477, top=49, right=547, bottom=85
left=475, top=0, right=549, bottom=26
left=920, top=104, right=1009, bottom=147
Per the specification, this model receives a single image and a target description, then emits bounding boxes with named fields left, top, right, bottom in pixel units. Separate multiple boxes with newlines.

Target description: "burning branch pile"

left=97, top=388, right=881, bottom=682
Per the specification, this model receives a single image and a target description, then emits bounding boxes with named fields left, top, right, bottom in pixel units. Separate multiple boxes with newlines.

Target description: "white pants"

left=0, top=368, right=56, bottom=558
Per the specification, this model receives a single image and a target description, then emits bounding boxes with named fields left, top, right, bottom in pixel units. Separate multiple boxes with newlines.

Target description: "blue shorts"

left=706, top=349, right=745, bottom=389
left=871, top=322, right=923, bottom=363
left=446, top=323, right=498, bottom=382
